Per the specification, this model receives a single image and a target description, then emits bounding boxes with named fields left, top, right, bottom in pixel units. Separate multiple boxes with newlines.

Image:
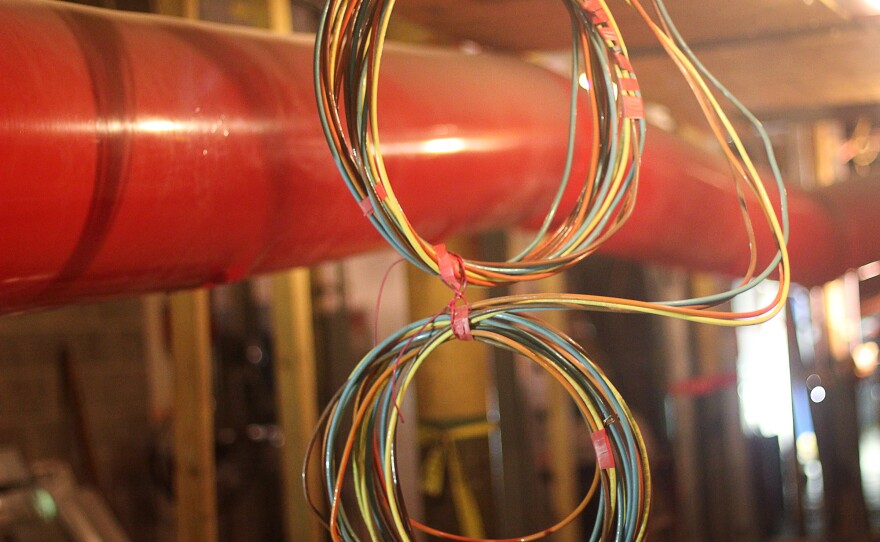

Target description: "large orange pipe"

left=0, top=0, right=875, bottom=314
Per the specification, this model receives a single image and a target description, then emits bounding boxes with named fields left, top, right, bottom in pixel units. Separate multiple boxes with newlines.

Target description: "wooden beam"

left=270, top=269, right=323, bottom=542
left=170, top=289, right=217, bottom=542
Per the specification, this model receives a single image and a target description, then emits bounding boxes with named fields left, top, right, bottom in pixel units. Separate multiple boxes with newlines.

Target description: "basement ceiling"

left=389, top=0, right=880, bottom=126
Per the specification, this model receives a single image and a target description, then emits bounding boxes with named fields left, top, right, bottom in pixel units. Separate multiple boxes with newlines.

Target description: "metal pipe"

left=0, top=0, right=875, bottom=313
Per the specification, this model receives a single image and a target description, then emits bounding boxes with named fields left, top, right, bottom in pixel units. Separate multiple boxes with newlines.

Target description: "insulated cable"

left=309, top=0, right=793, bottom=540
left=304, top=311, right=650, bottom=541
left=315, top=0, right=646, bottom=286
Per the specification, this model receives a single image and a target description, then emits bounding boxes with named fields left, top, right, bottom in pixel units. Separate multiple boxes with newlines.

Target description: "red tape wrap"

left=359, top=197, right=374, bottom=217
left=434, top=244, right=472, bottom=341
left=375, top=182, right=388, bottom=201
left=451, top=304, right=472, bottom=341
left=591, top=428, right=615, bottom=469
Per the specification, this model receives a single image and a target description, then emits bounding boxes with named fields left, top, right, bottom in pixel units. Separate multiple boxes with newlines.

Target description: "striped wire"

left=315, top=0, right=646, bottom=286
left=310, top=0, right=792, bottom=540
left=305, top=311, right=650, bottom=541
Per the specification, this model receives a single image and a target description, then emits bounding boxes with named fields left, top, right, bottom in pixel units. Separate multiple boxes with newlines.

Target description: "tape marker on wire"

left=613, top=52, right=634, bottom=72
left=434, top=243, right=471, bottom=340
left=599, top=26, right=618, bottom=43
left=591, top=428, right=615, bottom=469
left=434, top=244, right=461, bottom=290
left=581, top=0, right=608, bottom=24
left=361, top=182, right=388, bottom=216
left=618, top=77, right=641, bottom=93
left=451, top=304, right=472, bottom=341
left=622, top=95, right=645, bottom=119
left=375, top=182, right=387, bottom=201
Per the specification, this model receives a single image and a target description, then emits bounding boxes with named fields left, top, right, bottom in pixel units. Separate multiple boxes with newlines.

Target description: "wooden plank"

left=170, top=289, right=217, bottom=542
left=389, top=0, right=876, bottom=128
left=270, top=269, right=323, bottom=542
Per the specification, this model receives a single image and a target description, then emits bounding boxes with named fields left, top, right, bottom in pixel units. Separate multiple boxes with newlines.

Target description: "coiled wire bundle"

left=311, top=0, right=793, bottom=539
left=305, top=311, right=650, bottom=541
left=315, top=0, right=646, bottom=286
left=314, top=0, right=791, bottom=313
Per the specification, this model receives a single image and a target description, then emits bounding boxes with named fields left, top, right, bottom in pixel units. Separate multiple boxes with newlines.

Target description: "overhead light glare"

left=853, top=342, right=879, bottom=377
left=863, top=0, right=880, bottom=12
left=578, top=73, right=591, bottom=90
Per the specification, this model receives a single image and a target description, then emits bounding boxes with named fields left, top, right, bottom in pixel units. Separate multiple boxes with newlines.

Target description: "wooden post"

left=267, top=0, right=293, bottom=34
left=408, top=239, right=490, bottom=423
left=142, top=294, right=173, bottom=422
left=182, top=0, right=199, bottom=21
left=270, top=269, right=322, bottom=542
left=409, top=299, right=489, bottom=417
left=170, top=289, right=217, bottom=542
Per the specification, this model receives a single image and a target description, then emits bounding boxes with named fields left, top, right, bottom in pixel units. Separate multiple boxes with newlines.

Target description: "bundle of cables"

left=311, top=0, right=791, bottom=539
left=314, top=0, right=646, bottom=286
left=306, top=311, right=649, bottom=541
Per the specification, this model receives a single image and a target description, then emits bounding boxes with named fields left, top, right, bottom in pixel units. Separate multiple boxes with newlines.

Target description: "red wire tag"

left=580, top=0, right=608, bottom=23
left=599, top=26, right=618, bottom=43
left=375, top=182, right=387, bottom=201
left=434, top=244, right=462, bottom=291
left=451, top=304, right=472, bottom=341
left=613, top=52, right=633, bottom=72
left=618, top=77, right=641, bottom=93
left=622, top=95, right=645, bottom=119
left=591, top=429, right=615, bottom=469
left=359, top=197, right=374, bottom=217
left=434, top=243, right=472, bottom=341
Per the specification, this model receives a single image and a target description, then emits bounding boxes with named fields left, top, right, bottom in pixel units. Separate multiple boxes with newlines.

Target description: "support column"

left=270, top=269, right=322, bottom=542
left=170, top=290, right=217, bottom=542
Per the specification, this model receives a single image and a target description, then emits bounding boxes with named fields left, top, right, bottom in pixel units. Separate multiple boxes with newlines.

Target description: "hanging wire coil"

left=311, top=0, right=793, bottom=539
left=305, top=311, right=650, bottom=541
left=315, top=0, right=646, bottom=286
